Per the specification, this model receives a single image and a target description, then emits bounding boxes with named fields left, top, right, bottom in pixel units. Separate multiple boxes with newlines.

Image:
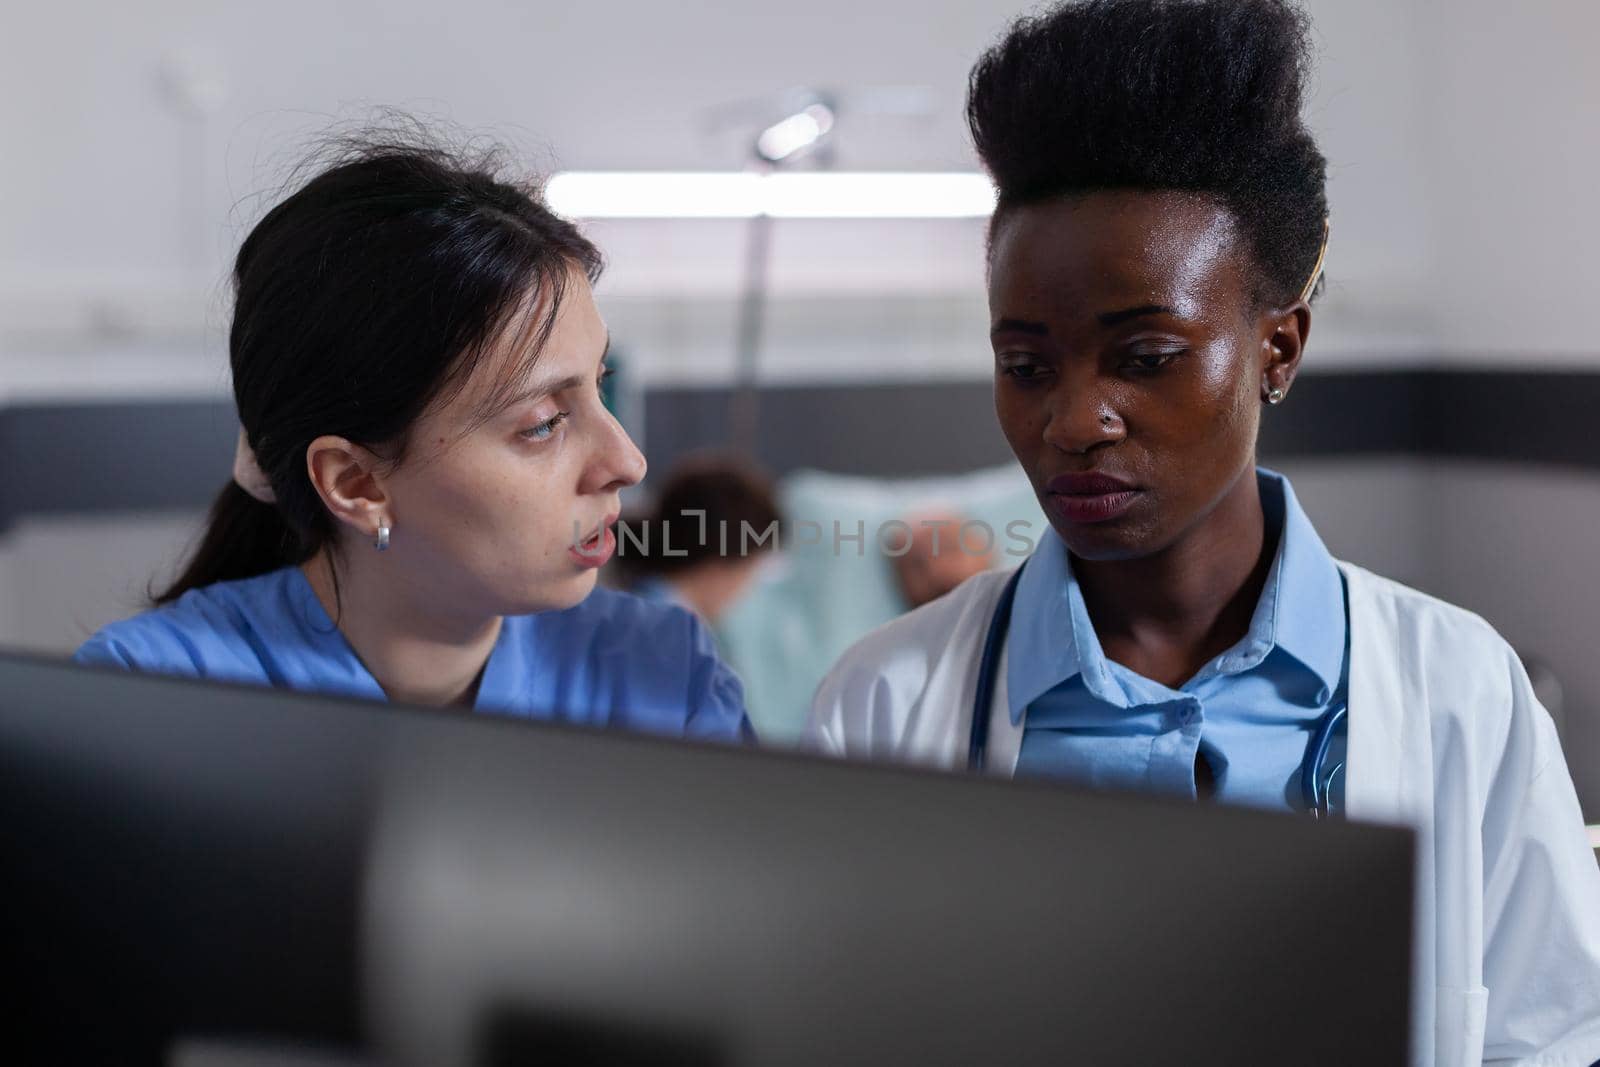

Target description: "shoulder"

left=832, top=566, right=1014, bottom=681
left=1342, top=561, right=1514, bottom=667
left=73, top=569, right=300, bottom=681
left=519, top=586, right=751, bottom=743
left=1341, top=561, right=1547, bottom=766
left=810, top=567, right=1015, bottom=744
left=550, top=584, right=706, bottom=648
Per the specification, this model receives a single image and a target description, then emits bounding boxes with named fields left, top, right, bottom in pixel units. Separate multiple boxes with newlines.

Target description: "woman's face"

left=373, top=270, right=646, bottom=617
left=988, top=190, right=1304, bottom=561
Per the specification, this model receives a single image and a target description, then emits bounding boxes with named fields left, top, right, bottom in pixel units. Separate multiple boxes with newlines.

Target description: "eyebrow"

left=502, top=335, right=611, bottom=410
left=1096, top=304, right=1178, bottom=326
left=990, top=305, right=1180, bottom=338
left=991, top=318, right=1050, bottom=337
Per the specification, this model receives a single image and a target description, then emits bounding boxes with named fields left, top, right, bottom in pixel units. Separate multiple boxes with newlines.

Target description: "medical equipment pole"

left=729, top=202, right=773, bottom=456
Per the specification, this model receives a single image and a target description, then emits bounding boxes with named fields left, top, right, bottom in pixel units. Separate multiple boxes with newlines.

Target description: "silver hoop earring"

left=1266, top=387, right=1286, bottom=405
left=374, top=521, right=390, bottom=551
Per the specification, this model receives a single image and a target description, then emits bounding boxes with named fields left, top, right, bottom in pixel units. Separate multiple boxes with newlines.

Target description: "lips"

left=577, top=513, right=620, bottom=547
left=569, top=512, right=620, bottom=568
left=1044, top=472, right=1142, bottom=525
left=1047, top=472, right=1136, bottom=496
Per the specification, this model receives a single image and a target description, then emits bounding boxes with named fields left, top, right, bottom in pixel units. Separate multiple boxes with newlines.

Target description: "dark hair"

left=156, top=128, right=602, bottom=605
left=618, top=455, right=783, bottom=579
left=966, top=0, right=1328, bottom=307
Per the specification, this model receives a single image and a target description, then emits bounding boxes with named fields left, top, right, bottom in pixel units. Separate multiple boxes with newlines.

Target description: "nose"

left=1041, top=386, right=1124, bottom=456
left=582, top=403, right=647, bottom=495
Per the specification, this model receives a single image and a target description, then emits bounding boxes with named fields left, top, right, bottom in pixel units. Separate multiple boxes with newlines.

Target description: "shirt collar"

left=1255, top=467, right=1346, bottom=702
left=1005, top=524, right=1100, bottom=723
left=1004, top=467, right=1344, bottom=724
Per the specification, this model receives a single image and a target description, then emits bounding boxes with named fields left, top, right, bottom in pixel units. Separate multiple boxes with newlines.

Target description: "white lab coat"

left=808, top=561, right=1600, bottom=1067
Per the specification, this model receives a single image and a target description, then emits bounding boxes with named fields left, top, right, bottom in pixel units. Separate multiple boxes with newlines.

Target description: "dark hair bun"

left=967, top=0, right=1328, bottom=306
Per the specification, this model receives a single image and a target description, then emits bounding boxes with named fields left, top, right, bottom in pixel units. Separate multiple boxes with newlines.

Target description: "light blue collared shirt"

left=1010, top=469, right=1347, bottom=811
left=74, top=566, right=753, bottom=745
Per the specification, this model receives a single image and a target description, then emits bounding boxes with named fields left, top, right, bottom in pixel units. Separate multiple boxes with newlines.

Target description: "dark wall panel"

left=0, top=401, right=238, bottom=530
left=1, top=370, right=1596, bottom=528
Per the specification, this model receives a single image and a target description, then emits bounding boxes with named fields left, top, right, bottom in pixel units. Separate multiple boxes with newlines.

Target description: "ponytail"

left=152, top=483, right=306, bottom=605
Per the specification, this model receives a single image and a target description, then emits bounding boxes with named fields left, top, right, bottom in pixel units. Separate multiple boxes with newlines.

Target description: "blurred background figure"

left=616, top=453, right=783, bottom=627
left=712, top=465, right=1042, bottom=742
left=890, top=510, right=993, bottom=610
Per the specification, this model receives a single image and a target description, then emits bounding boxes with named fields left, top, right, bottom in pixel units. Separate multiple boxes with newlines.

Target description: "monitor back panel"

left=0, top=653, right=1413, bottom=1066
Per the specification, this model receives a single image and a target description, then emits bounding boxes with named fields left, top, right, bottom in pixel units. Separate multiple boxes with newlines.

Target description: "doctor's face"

left=373, top=269, right=646, bottom=616
left=988, top=191, right=1296, bottom=562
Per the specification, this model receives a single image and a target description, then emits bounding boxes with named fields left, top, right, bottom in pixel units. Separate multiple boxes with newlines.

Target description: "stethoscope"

left=968, top=564, right=1349, bottom=818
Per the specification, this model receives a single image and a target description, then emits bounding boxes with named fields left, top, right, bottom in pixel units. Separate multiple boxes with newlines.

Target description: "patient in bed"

left=890, top=510, right=995, bottom=609
left=709, top=465, right=1043, bottom=741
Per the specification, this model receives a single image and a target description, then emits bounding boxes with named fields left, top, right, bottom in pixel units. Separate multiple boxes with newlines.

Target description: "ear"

left=304, top=435, right=391, bottom=540
left=1259, top=300, right=1313, bottom=402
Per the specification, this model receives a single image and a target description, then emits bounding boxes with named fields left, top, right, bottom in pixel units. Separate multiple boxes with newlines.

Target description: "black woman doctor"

left=807, top=2, right=1600, bottom=1064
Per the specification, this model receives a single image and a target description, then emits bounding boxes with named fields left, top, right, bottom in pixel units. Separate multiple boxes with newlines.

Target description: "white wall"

left=1412, top=0, right=1600, bottom=362
left=0, top=0, right=1005, bottom=351
left=1413, top=461, right=1600, bottom=807
left=6, top=0, right=1595, bottom=381
left=0, top=511, right=200, bottom=653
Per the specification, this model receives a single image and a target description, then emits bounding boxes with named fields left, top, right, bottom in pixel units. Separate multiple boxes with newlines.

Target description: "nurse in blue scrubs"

left=76, top=135, right=751, bottom=744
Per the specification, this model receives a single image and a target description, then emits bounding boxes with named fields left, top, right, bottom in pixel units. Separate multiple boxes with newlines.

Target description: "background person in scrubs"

left=809, top=1, right=1600, bottom=1062
left=76, top=127, right=751, bottom=744
left=616, top=452, right=783, bottom=627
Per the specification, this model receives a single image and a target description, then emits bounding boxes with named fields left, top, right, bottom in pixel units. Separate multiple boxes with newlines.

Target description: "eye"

left=597, top=363, right=614, bottom=386
left=997, top=355, right=1052, bottom=385
left=520, top=411, right=569, bottom=442
left=1122, top=350, right=1183, bottom=374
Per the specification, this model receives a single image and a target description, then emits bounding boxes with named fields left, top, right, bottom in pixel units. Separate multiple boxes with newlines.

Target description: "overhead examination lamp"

left=727, top=90, right=837, bottom=453
left=543, top=88, right=993, bottom=457
left=755, top=98, right=835, bottom=165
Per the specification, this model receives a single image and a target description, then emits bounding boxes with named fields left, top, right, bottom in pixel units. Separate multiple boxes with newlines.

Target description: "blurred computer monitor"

left=0, top=651, right=1413, bottom=1066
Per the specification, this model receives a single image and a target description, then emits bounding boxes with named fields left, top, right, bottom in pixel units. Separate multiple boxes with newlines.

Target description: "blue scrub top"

left=74, top=565, right=754, bottom=744
left=630, top=575, right=691, bottom=612
left=1008, top=468, right=1348, bottom=810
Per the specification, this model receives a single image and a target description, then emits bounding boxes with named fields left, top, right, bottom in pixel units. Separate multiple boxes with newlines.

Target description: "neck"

left=300, top=549, right=502, bottom=708
left=1071, top=468, right=1273, bottom=684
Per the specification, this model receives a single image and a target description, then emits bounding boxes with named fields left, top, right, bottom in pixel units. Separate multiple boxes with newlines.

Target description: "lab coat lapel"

left=1339, top=562, right=1411, bottom=823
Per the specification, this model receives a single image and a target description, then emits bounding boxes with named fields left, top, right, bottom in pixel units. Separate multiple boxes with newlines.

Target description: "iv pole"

left=727, top=94, right=834, bottom=456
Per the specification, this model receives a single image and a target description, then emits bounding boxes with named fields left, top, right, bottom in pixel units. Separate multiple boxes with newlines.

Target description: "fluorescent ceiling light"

left=545, top=172, right=997, bottom=219
left=756, top=103, right=835, bottom=163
